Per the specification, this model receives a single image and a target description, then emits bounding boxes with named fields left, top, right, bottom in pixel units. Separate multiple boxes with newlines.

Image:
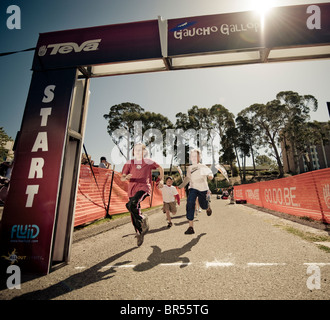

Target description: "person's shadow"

left=6, top=234, right=206, bottom=299
left=133, top=233, right=206, bottom=272
left=11, top=247, right=137, bottom=300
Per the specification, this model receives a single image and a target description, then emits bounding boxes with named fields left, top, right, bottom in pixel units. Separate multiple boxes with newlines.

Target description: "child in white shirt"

left=160, top=176, right=180, bottom=228
left=181, top=148, right=213, bottom=234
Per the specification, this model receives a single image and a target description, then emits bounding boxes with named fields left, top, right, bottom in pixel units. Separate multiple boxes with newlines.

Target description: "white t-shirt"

left=161, top=185, right=178, bottom=203
left=187, top=163, right=213, bottom=191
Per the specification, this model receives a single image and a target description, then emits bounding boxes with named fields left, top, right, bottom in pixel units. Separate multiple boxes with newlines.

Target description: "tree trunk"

left=250, top=142, right=256, bottom=178
left=234, top=146, right=243, bottom=182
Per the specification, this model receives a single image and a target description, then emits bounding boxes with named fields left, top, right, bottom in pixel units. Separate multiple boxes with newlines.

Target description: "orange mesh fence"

left=233, top=168, right=330, bottom=223
left=74, top=165, right=186, bottom=226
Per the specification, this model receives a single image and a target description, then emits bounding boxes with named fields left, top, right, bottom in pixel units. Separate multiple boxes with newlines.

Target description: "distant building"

left=282, top=122, right=330, bottom=174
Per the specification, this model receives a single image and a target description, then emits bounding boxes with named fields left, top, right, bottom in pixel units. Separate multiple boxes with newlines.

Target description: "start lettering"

left=25, top=85, right=55, bottom=208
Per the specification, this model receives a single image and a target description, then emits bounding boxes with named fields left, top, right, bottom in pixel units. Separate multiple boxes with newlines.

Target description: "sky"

left=0, top=0, right=329, bottom=169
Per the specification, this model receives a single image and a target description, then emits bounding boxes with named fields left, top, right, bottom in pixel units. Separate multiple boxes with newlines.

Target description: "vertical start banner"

left=1, top=68, right=76, bottom=274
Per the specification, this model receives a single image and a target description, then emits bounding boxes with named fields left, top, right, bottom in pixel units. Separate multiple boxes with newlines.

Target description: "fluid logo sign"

left=11, top=224, right=40, bottom=241
left=38, top=39, right=101, bottom=56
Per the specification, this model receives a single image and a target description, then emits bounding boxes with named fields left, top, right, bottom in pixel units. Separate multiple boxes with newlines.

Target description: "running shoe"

left=206, top=206, right=212, bottom=216
left=184, top=227, right=195, bottom=234
left=136, top=232, right=144, bottom=246
left=141, top=214, right=149, bottom=234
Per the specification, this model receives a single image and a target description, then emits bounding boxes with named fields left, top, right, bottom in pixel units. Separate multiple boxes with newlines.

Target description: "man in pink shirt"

left=121, top=143, right=164, bottom=246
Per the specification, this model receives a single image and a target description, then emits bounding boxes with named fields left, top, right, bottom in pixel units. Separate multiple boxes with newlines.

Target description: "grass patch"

left=281, top=226, right=330, bottom=253
left=74, top=212, right=130, bottom=230
left=283, top=226, right=330, bottom=242
left=74, top=204, right=163, bottom=231
left=299, top=216, right=315, bottom=222
left=316, top=245, right=330, bottom=253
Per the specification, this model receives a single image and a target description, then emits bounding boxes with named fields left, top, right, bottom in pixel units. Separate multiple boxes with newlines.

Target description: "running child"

left=121, top=143, right=164, bottom=246
left=180, top=148, right=213, bottom=234
left=160, top=176, right=180, bottom=228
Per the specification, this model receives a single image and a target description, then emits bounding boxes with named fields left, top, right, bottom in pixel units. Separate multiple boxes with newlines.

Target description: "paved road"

left=1, top=196, right=330, bottom=300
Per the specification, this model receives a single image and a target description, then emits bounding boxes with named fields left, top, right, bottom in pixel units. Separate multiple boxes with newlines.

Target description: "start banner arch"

left=1, top=2, right=329, bottom=274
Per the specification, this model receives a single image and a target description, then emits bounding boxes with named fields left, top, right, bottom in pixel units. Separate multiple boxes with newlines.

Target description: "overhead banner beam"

left=166, top=2, right=330, bottom=69
left=32, top=3, right=330, bottom=76
left=33, top=19, right=166, bottom=76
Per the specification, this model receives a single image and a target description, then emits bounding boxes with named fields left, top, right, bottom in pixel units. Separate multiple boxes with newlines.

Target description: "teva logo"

left=38, top=39, right=101, bottom=56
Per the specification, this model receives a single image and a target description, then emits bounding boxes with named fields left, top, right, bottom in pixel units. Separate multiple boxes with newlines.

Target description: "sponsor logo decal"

left=38, top=39, right=101, bottom=56
left=170, top=21, right=197, bottom=32
left=10, top=224, right=40, bottom=242
left=1, top=249, right=26, bottom=264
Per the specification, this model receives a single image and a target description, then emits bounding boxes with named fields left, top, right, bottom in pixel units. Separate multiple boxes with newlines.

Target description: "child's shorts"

left=163, top=201, right=177, bottom=213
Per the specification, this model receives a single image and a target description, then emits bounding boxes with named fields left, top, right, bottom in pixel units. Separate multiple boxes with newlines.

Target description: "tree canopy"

left=103, top=90, right=324, bottom=179
left=103, top=102, right=173, bottom=160
left=0, top=127, right=12, bottom=161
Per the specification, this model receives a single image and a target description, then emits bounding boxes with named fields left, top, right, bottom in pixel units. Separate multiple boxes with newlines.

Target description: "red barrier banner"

left=1, top=69, right=77, bottom=274
left=234, top=168, right=330, bottom=223
left=74, top=166, right=185, bottom=226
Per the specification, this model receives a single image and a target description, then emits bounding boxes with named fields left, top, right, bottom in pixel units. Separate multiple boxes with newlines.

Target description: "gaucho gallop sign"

left=168, top=3, right=330, bottom=57
left=168, top=11, right=262, bottom=56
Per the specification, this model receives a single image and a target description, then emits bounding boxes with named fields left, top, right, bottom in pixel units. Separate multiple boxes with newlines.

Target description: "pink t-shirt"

left=122, top=158, right=160, bottom=198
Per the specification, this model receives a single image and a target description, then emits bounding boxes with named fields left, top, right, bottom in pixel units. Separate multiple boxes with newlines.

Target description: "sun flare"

left=250, top=0, right=275, bottom=31
left=251, top=0, right=275, bottom=14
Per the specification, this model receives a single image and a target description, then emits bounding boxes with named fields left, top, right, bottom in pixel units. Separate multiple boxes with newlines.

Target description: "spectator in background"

left=0, top=161, right=9, bottom=177
left=99, top=156, right=111, bottom=169
left=81, top=154, right=94, bottom=166
left=0, top=160, right=12, bottom=205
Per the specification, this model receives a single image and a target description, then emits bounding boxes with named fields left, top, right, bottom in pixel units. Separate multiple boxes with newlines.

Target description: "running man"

left=121, top=143, right=164, bottom=246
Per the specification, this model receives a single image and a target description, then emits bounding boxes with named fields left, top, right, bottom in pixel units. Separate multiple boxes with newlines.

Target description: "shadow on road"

left=122, top=222, right=188, bottom=238
left=10, top=247, right=138, bottom=300
left=133, top=233, right=206, bottom=272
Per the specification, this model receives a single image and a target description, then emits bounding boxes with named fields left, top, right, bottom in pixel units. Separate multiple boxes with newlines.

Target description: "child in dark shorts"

left=160, top=176, right=180, bottom=228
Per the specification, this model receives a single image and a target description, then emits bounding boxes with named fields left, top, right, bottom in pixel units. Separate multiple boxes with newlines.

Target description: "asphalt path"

left=1, top=196, right=330, bottom=301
